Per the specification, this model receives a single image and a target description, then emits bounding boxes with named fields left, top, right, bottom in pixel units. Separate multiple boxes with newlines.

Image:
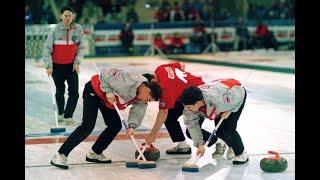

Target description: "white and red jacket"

left=183, top=79, right=246, bottom=147
left=91, top=66, right=149, bottom=129
left=43, top=22, right=85, bottom=69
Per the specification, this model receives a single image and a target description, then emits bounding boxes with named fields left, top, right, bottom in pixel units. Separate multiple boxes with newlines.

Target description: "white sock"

left=178, top=141, right=189, bottom=148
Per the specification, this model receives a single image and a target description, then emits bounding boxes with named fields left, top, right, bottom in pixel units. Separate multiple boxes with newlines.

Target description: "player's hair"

left=142, top=73, right=156, bottom=82
left=179, top=86, right=203, bottom=105
left=142, top=81, right=162, bottom=101
left=60, top=6, right=74, bottom=14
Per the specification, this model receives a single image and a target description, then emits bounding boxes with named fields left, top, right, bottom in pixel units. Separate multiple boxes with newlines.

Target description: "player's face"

left=137, top=86, right=155, bottom=102
left=61, top=10, right=73, bottom=26
left=185, top=104, right=199, bottom=112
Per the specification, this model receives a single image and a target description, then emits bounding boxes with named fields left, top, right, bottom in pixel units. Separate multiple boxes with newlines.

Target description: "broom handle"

left=136, top=144, right=148, bottom=160
left=130, top=134, right=147, bottom=161
left=122, top=116, right=147, bottom=160
left=49, top=76, right=59, bottom=127
left=113, top=102, right=147, bottom=161
left=206, top=117, right=225, bottom=143
left=193, top=117, right=225, bottom=163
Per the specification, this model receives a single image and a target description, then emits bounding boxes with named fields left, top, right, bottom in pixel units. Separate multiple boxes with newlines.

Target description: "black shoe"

left=233, top=157, right=249, bottom=165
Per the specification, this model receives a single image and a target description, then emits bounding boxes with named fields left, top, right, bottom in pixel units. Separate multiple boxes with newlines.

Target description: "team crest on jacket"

left=108, top=68, right=120, bottom=80
left=164, top=67, right=175, bottom=79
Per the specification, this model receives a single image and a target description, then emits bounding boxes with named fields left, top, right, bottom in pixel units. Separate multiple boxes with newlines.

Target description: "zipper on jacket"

left=66, top=29, right=69, bottom=45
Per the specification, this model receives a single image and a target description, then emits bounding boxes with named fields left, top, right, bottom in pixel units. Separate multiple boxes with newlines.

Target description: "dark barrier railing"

left=94, top=19, right=295, bottom=30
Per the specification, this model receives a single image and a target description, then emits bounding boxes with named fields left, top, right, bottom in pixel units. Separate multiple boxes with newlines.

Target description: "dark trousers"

left=58, top=81, right=122, bottom=156
left=186, top=92, right=247, bottom=156
left=52, top=63, right=79, bottom=118
left=164, top=101, right=205, bottom=142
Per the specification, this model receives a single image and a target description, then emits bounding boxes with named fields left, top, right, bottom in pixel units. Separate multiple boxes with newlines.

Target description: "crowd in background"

left=25, top=0, right=295, bottom=25
left=25, top=0, right=295, bottom=54
left=248, top=0, right=294, bottom=20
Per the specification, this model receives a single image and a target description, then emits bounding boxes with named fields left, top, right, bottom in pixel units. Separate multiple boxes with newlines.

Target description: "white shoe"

left=63, top=117, right=76, bottom=126
left=166, top=144, right=191, bottom=154
left=212, top=142, right=227, bottom=158
left=50, top=153, right=68, bottom=169
left=233, top=150, right=249, bottom=165
left=226, top=147, right=235, bottom=160
left=58, top=114, right=64, bottom=123
left=86, top=150, right=112, bottom=163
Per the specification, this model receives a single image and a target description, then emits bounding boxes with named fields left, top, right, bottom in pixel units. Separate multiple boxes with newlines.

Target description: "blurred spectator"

left=287, top=1, right=294, bottom=19
left=233, top=17, right=250, bottom=51
left=127, top=0, right=137, bottom=5
left=126, top=6, right=139, bottom=23
left=105, top=8, right=125, bottom=24
left=25, top=4, right=33, bottom=24
left=190, top=0, right=204, bottom=19
left=169, top=32, right=185, bottom=54
left=170, top=1, right=185, bottom=22
left=186, top=5, right=201, bottom=21
left=181, top=0, right=191, bottom=18
left=203, top=0, right=214, bottom=21
left=266, top=1, right=280, bottom=19
left=119, top=22, right=135, bottom=54
left=80, top=3, right=104, bottom=24
left=278, top=0, right=289, bottom=19
left=94, top=0, right=110, bottom=16
left=255, top=3, right=267, bottom=20
left=252, top=20, right=277, bottom=50
left=110, top=0, right=122, bottom=13
left=160, top=0, right=171, bottom=9
left=214, top=8, right=232, bottom=21
left=40, top=2, right=55, bottom=24
left=248, top=0, right=294, bottom=20
left=28, top=0, right=42, bottom=24
left=153, top=33, right=169, bottom=54
left=68, top=0, right=84, bottom=21
left=153, top=6, right=170, bottom=22
left=247, top=2, right=257, bottom=20
left=96, top=14, right=106, bottom=25
left=189, top=19, right=208, bottom=51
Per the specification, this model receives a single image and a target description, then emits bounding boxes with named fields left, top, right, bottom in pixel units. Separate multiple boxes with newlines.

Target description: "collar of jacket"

left=130, top=76, right=149, bottom=99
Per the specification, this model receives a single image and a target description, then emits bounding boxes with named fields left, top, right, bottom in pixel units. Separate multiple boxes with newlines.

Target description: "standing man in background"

left=43, top=6, right=85, bottom=125
left=119, top=21, right=135, bottom=55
